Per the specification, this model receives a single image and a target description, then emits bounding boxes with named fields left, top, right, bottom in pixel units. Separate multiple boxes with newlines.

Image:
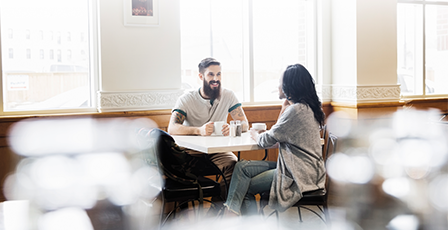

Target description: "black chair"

left=320, top=124, right=327, bottom=153
left=260, top=132, right=338, bottom=225
left=137, top=128, right=224, bottom=226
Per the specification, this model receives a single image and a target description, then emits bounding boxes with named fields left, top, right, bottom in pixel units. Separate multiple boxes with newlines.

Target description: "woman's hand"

left=278, top=99, right=292, bottom=120
left=249, top=128, right=266, bottom=141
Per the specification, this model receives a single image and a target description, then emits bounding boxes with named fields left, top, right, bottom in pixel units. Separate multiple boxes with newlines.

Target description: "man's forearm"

left=168, top=123, right=200, bottom=135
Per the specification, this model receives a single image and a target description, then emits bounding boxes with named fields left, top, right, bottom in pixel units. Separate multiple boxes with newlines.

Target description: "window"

left=57, top=31, right=61, bottom=44
left=57, top=49, right=62, bottom=62
left=0, top=0, right=97, bottom=113
left=397, top=0, right=448, bottom=96
left=180, top=0, right=316, bottom=103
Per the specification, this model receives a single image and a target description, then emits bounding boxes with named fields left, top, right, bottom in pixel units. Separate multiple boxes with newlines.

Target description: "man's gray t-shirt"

left=172, top=88, right=241, bottom=127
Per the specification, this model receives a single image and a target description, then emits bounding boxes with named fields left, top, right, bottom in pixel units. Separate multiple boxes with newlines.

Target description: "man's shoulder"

left=220, top=88, right=237, bottom=98
left=178, top=89, right=199, bottom=100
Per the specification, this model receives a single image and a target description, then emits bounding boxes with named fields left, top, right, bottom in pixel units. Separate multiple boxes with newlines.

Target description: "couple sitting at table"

left=167, top=58, right=326, bottom=216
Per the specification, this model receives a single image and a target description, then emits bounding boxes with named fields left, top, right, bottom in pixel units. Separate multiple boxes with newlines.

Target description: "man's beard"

left=203, top=79, right=221, bottom=100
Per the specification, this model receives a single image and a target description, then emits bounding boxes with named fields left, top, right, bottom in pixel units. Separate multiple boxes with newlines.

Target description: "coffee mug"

left=252, top=123, right=267, bottom=131
left=213, top=121, right=226, bottom=135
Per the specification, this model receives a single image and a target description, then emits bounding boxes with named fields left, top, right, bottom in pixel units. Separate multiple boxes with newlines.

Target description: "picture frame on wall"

left=124, top=0, right=159, bottom=27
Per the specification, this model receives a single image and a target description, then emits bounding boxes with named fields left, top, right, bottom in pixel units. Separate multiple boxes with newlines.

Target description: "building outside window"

left=57, top=31, right=61, bottom=45
left=0, top=0, right=96, bottom=113
left=180, top=0, right=316, bottom=103
left=57, top=49, right=61, bottom=62
left=397, top=0, right=448, bottom=96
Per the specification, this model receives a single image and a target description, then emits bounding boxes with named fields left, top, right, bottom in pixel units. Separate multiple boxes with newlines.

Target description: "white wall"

left=97, top=0, right=183, bottom=112
left=356, top=0, right=397, bottom=86
left=331, top=0, right=358, bottom=86
left=329, top=0, right=400, bottom=103
left=99, top=0, right=181, bottom=92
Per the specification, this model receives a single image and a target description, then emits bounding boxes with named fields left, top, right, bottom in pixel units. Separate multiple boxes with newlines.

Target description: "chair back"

left=148, top=129, right=201, bottom=183
left=320, top=124, right=327, bottom=154
left=323, top=132, right=338, bottom=199
left=324, top=132, right=338, bottom=164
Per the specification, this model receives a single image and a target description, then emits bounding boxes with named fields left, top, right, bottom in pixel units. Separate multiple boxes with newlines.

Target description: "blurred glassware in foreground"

left=2, top=117, right=162, bottom=230
left=326, top=108, right=448, bottom=229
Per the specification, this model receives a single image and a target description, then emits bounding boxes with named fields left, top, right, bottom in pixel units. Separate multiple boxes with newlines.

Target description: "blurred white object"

left=38, top=208, right=94, bottom=230
left=2, top=200, right=29, bottom=230
left=8, top=117, right=157, bottom=156
left=387, top=214, right=419, bottom=230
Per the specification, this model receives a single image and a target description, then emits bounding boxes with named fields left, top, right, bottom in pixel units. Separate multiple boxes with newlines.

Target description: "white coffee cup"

left=213, top=121, right=226, bottom=135
left=252, top=123, right=267, bottom=131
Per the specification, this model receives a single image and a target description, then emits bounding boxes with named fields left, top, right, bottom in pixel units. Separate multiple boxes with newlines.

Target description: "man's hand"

left=199, top=122, right=215, bottom=136
left=222, top=123, right=230, bottom=136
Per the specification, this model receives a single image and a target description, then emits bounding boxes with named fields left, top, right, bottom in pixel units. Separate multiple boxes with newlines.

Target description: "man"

left=168, top=57, right=249, bottom=198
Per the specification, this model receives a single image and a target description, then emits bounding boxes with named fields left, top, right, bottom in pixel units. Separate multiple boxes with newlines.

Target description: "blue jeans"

left=224, top=160, right=277, bottom=215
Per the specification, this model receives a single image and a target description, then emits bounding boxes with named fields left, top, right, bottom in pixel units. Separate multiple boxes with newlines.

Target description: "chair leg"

left=323, top=204, right=331, bottom=226
left=297, top=206, right=303, bottom=222
left=173, top=202, right=178, bottom=220
left=273, top=210, right=279, bottom=228
left=159, top=198, right=165, bottom=229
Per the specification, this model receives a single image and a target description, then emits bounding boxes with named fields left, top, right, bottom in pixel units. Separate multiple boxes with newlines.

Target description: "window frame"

left=179, top=0, right=319, bottom=106
left=397, top=0, right=448, bottom=99
left=0, top=0, right=100, bottom=116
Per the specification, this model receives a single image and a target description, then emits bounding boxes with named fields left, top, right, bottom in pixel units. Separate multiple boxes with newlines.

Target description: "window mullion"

left=209, top=0, right=214, bottom=57
left=423, top=2, right=426, bottom=95
left=242, top=0, right=254, bottom=102
left=89, top=0, right=100, bottom=110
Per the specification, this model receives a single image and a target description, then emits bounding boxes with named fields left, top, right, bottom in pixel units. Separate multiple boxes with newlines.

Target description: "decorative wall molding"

left=317, top=84, right=332, bottom=102
left=331, top=85, right=401, bottom=103
left=98, top=90, right=184, bottom=112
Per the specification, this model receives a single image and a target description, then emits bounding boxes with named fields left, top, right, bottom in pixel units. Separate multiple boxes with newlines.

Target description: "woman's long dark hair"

left=282, top=64, right=325, bottom=127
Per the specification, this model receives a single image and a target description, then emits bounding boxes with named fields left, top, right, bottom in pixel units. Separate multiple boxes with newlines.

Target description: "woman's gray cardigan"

left=257, top=103, right=326, bottom=212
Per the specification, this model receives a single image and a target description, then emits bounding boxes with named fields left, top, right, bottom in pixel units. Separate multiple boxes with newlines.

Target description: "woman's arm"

left=278, top=99, right=293, bottom=120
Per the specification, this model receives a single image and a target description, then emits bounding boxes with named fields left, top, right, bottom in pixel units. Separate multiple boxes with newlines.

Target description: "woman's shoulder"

left=288, top=103, right=311, bottom=113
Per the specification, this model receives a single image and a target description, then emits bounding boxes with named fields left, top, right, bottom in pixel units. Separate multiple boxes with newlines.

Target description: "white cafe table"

left=172, top=132, right=325, bottom=156
left=172, top=132, right=262, bottom=154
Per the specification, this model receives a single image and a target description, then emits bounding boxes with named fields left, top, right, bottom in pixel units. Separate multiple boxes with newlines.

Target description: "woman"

left=223, top=64, right=326, bottom=215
